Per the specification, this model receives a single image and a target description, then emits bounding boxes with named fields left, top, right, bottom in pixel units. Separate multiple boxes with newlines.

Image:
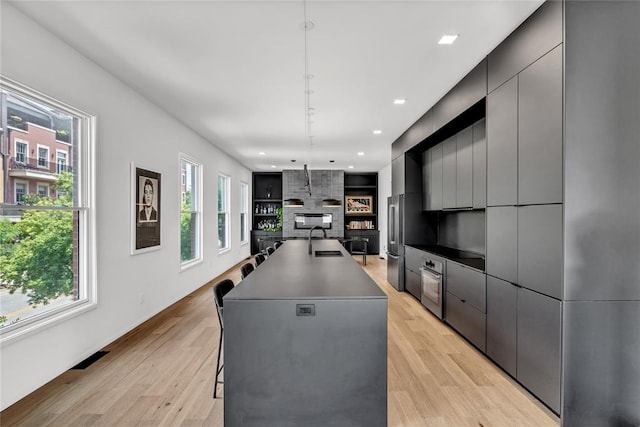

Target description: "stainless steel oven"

left=420, top=257, right=444, bottom=319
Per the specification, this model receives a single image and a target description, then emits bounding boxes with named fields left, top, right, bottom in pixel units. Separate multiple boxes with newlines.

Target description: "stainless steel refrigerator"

left=387, top=194, right=436, bottom=292
left=386, top=195, right=404, bottom=291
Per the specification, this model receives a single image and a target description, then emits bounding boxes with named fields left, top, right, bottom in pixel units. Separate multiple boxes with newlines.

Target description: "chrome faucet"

left=308, top=225, right=327, bottom=254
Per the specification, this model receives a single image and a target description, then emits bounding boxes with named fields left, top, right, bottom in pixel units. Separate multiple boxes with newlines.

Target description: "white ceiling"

left=10, top=0, right=544, bottom=172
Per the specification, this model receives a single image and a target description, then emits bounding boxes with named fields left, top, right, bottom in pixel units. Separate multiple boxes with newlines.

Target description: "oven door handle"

left=420, top=266, right=442, bottom=279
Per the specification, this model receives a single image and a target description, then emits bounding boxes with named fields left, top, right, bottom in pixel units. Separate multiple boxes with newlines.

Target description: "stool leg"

left=214, top=328, right=223, bottom=398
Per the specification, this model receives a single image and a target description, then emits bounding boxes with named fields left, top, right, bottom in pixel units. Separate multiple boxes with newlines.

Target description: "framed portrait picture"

left=345, top=195, right=373, bottom=214
left=131, top=164, right=161, bottom=254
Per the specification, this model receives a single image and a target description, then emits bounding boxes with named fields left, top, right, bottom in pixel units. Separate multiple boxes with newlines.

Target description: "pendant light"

left=322, top=170, right=342, bottom=208
left=284, top=198, right=304, bottom=207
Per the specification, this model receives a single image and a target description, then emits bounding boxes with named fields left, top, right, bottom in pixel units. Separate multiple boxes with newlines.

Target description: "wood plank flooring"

left=1, top=255, right=559, bottom=426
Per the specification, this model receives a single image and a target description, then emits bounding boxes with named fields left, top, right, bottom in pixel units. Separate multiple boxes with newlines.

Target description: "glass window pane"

left=180, top=212, right=197, bottom=262
left=218, top=212, right=227, bottom=249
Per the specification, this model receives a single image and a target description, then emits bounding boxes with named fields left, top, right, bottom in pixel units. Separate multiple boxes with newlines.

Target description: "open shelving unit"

left=251, top=172, right=282, bottom=254
left=344, top=172, right=379, bottom=254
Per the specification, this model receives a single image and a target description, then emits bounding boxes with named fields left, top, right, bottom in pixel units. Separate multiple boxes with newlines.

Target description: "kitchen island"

left=224, top=239, right=387, bottom=427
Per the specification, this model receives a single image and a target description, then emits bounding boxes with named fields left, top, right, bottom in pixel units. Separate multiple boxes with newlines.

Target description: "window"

left=218, top=174, right=230, bottom=252
left=15, top=182, right=27, bottom=204
left=56, top=150, right=68, bottom=174
left=180, top=155, right=201, bottom=267
left=37, top=145, right=49, bottom=168
left=37, top=183, right=49, bottom=197
left=1, top=77, right=95, bottom=340
left=240, top=181, right=249, bottom=244
left=15, top=140, right=27, bottom=164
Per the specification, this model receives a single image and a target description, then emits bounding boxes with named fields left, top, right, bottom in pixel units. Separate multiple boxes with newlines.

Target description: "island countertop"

left=224, top=239, right=386, bottom=300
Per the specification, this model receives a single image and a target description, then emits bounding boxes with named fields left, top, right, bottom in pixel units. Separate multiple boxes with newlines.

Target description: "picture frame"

left=131, top=164, right=161, bottom=254
left=345, top=195, right=373, bottom=214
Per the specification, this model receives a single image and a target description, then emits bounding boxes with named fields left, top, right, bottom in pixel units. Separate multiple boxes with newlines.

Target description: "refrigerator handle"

left=388, top=205, right=396, bottom=244
left=386, top=252, right=399, bottom=259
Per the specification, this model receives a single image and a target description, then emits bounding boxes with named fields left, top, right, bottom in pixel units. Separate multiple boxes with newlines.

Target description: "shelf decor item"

left=345, top=195, right=373, bottom=214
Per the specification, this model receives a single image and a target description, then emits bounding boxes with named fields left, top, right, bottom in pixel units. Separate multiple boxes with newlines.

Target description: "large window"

left=180, top=155, right=201, bottom=267
left=37, top=145, right=49, bottom=168
left=1, top=77, right=95, bottom=339
left=15, top=140, right=27, bottom=164
left=218, top=174, right=230, bottom=252
left=240, top=181, right=249, bottom=244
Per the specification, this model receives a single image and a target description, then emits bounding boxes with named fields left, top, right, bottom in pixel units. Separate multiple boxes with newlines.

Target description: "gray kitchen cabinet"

left=433, top=60, right=488, bottom=132
left=429, top=144, right=443, bottom=211
left=486, top=276, right=517, bottom=377
left=487, top=76, right=518, bottom=206
left=422, top=150, right=431, bottom=211
left=446, top=261, right=486, bottom=313
left=487, top=0, right=563, bottom=92
left=518, top=204, right=563, bottom=299
left=404, top=268, right=421, bottom=301
left=404, top=245, right=427, bottom=273
left=456, top=126, right=473, bottom=208
left=517, top=288, right=561, bottom=414
left=445, top=291, right=486, bottom=352
left=518, top=46, right=563, bottom=205
left=442, top=136, right=457, bottom=209
left=486, top=206, right=517, bottom=284
left=392, top=154, right=405, bottom=197
left=472, top=119, right=486, bottom=209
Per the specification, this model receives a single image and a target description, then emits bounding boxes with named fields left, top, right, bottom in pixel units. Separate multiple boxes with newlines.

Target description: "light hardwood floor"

left=1, top=255, right=559, bottom=426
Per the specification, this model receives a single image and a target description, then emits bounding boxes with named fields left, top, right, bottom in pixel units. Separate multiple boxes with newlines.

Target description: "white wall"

left=377, top=163, right=391, bottom=258
left=0, top=4, right=251, bottom=410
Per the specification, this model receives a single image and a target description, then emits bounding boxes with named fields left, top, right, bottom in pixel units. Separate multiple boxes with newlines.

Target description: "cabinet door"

left=486, top=276, right=517, bottom=377
left=392, top=155, right=405, bottom=197
left=456, top=126, right=473, bottom=208
left=472, top=119, right=487, bottom=209
left=446, top=261, right=486, bottom=313
left=486, top=206, right=517, bottom=284
left=487, top=76, right=518, bottom=206
left=430, top=144, right=443, bottom=211
left=517, top=288, right=561, bottom=413
left=518, top=46, right=563, bottom=205
left=517, top=204, right=563, bottom=299
left=442, top=136, right=457, bottom=209
left=405, top=269, right=421, bottom=300
left=422, top=149, right=431, bottom=211
left=445, top=292, right=486, bottom=352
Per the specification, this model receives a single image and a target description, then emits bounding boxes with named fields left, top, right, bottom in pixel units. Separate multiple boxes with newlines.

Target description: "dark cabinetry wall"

left=487, top=0, right=562, bottom=92
left=518, top=45, right=563, bottom=205
left=486, top=76, right=518, bottom=206
left=344, top=172, right=379, bottom=255
left=517, top=288, right=561, bottom=414
left=486, top=276, right=517, bottom=377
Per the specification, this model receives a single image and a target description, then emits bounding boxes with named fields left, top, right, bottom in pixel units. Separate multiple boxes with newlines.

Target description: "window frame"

left=14, top=180, right=27, bottom=204
left=56, top=149, right=68, bottom=174
left=0, top=76, right=97, bottom=344
left=217, top=173, right=231, bottom=253
left=37, top=182, right=49, bottom=197
left=179, top=153, right=203, bottom=270
left=240, top=181, right=249, bottom=245
left=37, top=144, right=49, bottom=169
left=14, top=138, right=28, bottom=164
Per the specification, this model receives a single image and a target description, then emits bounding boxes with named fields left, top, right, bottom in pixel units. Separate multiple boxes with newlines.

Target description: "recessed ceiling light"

left=357, top=152, right=365, bottom=156
left=393, top=98, right=406, bottom=105
left=438, top=34, right=458, bottom=45
left=373, top=130, right=382, bottom=135
left=348, top=165, right=354, bottom=169
left=258, top=152, right=266, bottom=156
left=271, top=165, right=276, bottom=168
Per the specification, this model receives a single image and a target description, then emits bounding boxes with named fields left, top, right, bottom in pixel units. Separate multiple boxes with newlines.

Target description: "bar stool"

left=266, top=246, right=275, bottom=256
left=254, top=253, right=266, bottom=267
left=350, top=237, right=369, bottom=265
left=212, top=278, right=234, bottom=398
left=240, top=263, right=255, bottom=279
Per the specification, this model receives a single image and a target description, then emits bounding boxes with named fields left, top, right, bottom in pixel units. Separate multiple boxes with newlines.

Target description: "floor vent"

left=71, top=351, right=109, bottom=370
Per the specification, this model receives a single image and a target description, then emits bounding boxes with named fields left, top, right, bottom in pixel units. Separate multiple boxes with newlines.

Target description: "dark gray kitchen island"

left=223, top=239, right=387, bottom=427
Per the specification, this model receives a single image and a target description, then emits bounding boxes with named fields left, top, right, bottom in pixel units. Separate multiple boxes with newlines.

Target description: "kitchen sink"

left=314, top=250, right=344, bottom=257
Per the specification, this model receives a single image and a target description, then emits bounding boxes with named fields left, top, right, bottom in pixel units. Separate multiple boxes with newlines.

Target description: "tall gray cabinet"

left=392, top=1, right=640, bottom=424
